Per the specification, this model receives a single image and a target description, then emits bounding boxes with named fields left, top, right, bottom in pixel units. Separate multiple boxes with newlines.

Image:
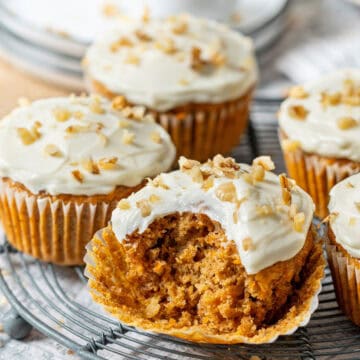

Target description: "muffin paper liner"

left=87, top=77, right=254, bottom=162
left=326, top=228, right=360, bottom=326
left=84, top=227, right=324, bottom=344
left=280, top=132, right=360, bottom=219
left=0, top=180, right=119, bottom=265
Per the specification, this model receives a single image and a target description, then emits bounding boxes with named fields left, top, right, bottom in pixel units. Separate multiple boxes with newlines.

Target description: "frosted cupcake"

left=0, top=95, right=175, bottom=265
left=83, top=14, right=257, bottom=161
left=279, top=69, right=360, bottom=218
left=85, top=155, right=324, bottom=344
left=327, top=173, right=360, bottom=326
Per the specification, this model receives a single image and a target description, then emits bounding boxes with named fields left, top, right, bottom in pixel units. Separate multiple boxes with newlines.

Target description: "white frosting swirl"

left=329, top=173, right=360, bottom=259
left=84, top=14, right=257, bottom=112
left=279, top=69, right=360, bottom=162
left=111, top=159, right=314, bottom=274
left=0, top=96, right=175, bottom=196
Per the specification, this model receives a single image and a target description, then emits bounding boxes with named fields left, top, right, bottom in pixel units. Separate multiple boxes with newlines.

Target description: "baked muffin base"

left=326, top=226, right=360, bottom=326
left=85, top=212, right=324, bottom=344
left=0, top=178, right=144, bottom=265
left=279, top=130, right=360, bottom=218
left=89, top=78, right=254, bottom=162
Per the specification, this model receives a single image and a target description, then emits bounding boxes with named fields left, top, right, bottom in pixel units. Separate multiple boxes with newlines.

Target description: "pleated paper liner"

left=279, top=131, right=360, bottom=219
left=84, top=226, right=325, bottom=344
left=0, top=178, right=143, bottom=265
left=326, top=226, right=360, bottom=327
left=88, top=78, right=254, bottom=162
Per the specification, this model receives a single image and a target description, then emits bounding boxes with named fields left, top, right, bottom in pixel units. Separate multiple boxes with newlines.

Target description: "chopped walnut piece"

left=212, top=154, right=240, bottom=177
left=110, top=37, right=133, bottom=52
left=342, top=95, right=360, bottom=106
left=189, top=166, right=204, bottom=183
left=289, top=86, right=308, bottom=99
left=71, top=170, right=84, bottom=183
left=118, top=199, right=131, bottom=210
left=252, top=165, right=265, bottom=182
left=17, top=97, right=31, bottom=107
left=179, top=157, right=200, bottom=171
left=190, top=47, right=205, bottom=71
left=253, top=156, right=275, bottom=171
left=132, top=106, right=146, bottom=120
left=136, top=199, right=151, bottom=217
left=287, top=105, right=309, bottom=120
left=124, top=53, right=140, bottom=65
left=355, top=202, right=360, bottom=212
left=89, top=97, right=105, bottom=114
left=152, top=176, right=169, bottom=189
left=172, top=21, right=188, bottom=35
left=81, top=158, right=100, bottom=174
left=215, top=182, right=237, bottom=203
left=321, top=92, right=341, bottom=107
left=337, top=116, right=358, bottom=130
left=279, top=173, right=292, bottom=205
left=53, top=108, right=71, bottom=122
left=342, top=78, right=355, bottom=97
left=150, top=131, right=162, bottom=144
left=118, top=119, right=131, bottom=128
left=210, top=51, right=227, bottom=67
left=135, top=29, right=152, bottom=42
left=155, top=38, right=177, bottom=54
left=44, top=144, right=62, bottom=157
left=293, top=212, right=305, bottom=232
left=346, top=182, right=355, bottom=188
left=281, top=139, right=301, bottom=152
left=256, top=205, right=273, bottom=216
left=202, top=176, right=214, bottom=191
left=242, top=237, right=254, bottom=251
left=111, top=95, right=127, bottom=111
left=98, top=157, right=118, bottom=170
left=17, top=127, right=40, bottom=145
left=122, top=129, right=135, bottom=144
left=149, top=194, right=160, bottom=203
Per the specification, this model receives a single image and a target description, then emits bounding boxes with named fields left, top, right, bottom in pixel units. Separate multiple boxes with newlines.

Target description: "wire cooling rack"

left=0, top=98, right=360, bottom=360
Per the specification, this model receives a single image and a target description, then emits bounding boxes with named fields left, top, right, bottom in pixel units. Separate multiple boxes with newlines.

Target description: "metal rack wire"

left=0, top=98, right=359, bottom=360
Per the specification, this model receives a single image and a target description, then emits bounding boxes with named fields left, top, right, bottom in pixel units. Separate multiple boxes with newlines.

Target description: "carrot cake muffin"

left=83, top=13, right=257, bottom=161
left=0, top=95, right=175, bottom=265
left=85, top=155, right=324, bottom=343
left=278, top=69, right=360, bottom=218
left=327, top=173, right=360, bottom=326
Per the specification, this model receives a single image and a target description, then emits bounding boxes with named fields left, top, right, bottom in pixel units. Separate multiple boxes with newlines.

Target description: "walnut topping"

left=202, top=176, right=214, bottom=191
left=293, top=212, right=305, bottom=232
left=111, top=95, right=128, bottom=111
left=179, top=157, right=200, bottom=171
left=124, top=53, right=140, bottom=65
left=212, top=154, right=240, bottom=178
left=110, top=37, right=133, bottom=52
left=66, top=124, right=90, bottom=134
left=81, top=158, right=100, bottom=174
left=17, top=97, right=31, bottom=107
left=118, top=199, right=131, bottom=210
left=256, top=205, right=273, bottom=216
left=149, top=194, right=160, bottom=203
left=252, top=156, right=275, bottom=171
left=210, top=51, right=227, bottom=67
left=155, top=38, right=177, bottom=54
left=343, top=78, right=355, bottom=97
left=150, top=131, right=162, bottom=144
left=321, top=92, right=341, bottom=107
left=122, top=129, right=135, bottom=144
left=53, top=108, right=71, bottom=122
left=136, top=199, right=151, bottom=217
left=135, top=29, right=152, bottom=42
left=251, top=165, right=265, bottom=182
left=118, top=119, right=131, bottom=128
left=152, top=175, right=169, bottom=189
left=172, top=21, right=188, bottom=35
left=189, top=166, right=204, bottom=183
left=355, top=202, right=360, bottom=212
left=17, top=126, right=41, bottom=145
left=279, top=174, right=293, bottom=205
left=190, top=47, right=205, bottom=71
left=287, top=105, right=309, bottom=120
left=44, top=144, right=62, bottom=157
left=131, top=106, right=146, bottom=121
left=346, top=182, right=355, bottom=188
left=89, top=97, right=105, bottom=114
left=337, top=116, right=358, bottom=130
left=281, top=139, right=301, bottom=152
left=289, top=86, right=308, bottom=99
left=71, top=170, right=84, bottom=183
left=98, top=157, right=118, bottom=170
left=242, top=237, right=254, bottom=251
left=215, top=182, right=237, bottom=203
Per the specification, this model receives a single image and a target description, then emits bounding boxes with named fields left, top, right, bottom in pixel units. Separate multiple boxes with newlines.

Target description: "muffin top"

left=111, top=155, right=314, bottom=274
left=0, top=95, right=175, bottom=196
left=84, top=14, right=257, bottom=111
left=329, top=173, right=360, bottom=258
left=279, top=69, right=360, bottom=162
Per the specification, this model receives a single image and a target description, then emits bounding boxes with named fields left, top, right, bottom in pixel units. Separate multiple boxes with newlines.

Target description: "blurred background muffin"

left=0, top=95, right=175, bottom=264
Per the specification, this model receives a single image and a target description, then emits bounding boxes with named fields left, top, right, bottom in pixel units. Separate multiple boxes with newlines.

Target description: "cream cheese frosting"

left=328, top=173, right=360, bottom=259
left=84, top=14, right=258, bottom=112
left=279, top=69, right=360, bottom=162
left=0, top=96, right=175, bottom=196
left=111, top=155, right=314, bottom=274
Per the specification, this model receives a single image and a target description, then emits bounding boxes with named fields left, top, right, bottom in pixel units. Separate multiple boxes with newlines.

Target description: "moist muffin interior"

left=94, top=212, right=315, bottom=336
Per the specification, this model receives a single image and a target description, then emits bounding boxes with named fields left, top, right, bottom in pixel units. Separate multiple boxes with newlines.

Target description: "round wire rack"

left=0, top=98, right=360, bottom=360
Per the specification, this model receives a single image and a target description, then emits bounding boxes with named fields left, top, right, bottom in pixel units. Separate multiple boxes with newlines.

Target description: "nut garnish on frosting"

left=111, top=155, right=314, bottom=275
left=0, top=95, right=175, bottom=196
